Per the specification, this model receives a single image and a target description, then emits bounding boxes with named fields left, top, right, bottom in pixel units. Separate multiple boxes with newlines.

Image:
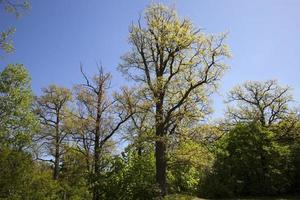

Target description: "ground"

left=164, top=194, right=300, bottom=200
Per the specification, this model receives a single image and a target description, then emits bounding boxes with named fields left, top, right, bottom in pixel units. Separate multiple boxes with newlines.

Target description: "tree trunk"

left=94, top=126, right=100, bottom=175
left=137, top=146, right=142, bottom=156
left=93, top=95, right=102, bottom=200
left=93, top=123, right=100, bottom=200
left=53, top=114, right=60, bottom=180
left=155, top=94, right=167, bottom=197
left=93, top=128, right=100, bottom=200
left=53, top=142, right=60, bottom=180
left=155, top=138, right=167, bottom=196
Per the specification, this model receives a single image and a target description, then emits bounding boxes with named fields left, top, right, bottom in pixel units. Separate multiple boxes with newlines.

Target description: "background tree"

left=0, top=64, right=37, bottom=150
left=168, top=135, right=213, bottom=195
left=75, top=65, right=134, bottom=200
left=121, top=86, right=156, bottom=156
left=119, top=3, right=230, bottom=196
left=0, top=148, right=34, bottom=199
left=226, top=80, right=292, bottom=127
left=95, top=146, right=158, bottom=200
left=59, top=146, right=92, bottom=199
left=199, top=123, right=293, bottom=198
left=66, top=100, right=94, bottom=172
left=0, top=64, right=62, bottom=200
left=271, top=112, right=300, bottom=192
left=35, top=85, right=72, bottom=180
left=290, top=122, right=300, bottom=193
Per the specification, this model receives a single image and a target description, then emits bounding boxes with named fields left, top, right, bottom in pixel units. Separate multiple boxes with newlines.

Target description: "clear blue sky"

left=1, top=0, right=300, bottom=119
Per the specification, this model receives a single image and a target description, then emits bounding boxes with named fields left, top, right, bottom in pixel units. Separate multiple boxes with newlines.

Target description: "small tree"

left=74, top=65, right=134, bottom=200
left=35, top=85, right=72, bottom=180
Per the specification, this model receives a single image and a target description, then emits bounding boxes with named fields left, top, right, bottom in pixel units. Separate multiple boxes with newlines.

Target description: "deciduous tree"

left=226, top=80, right=292, bottom=127
left=0, top=64, right=37, bottom=150
left=75, top=65, right=134, bottom=200
left=119, top=3, right=230, bottom=196
left=35, top=85, right=72, bottom=180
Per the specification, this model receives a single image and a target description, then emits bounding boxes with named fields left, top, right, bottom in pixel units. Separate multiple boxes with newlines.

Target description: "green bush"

left=98, top=149, right=159, bottom=200
left=0, top=148, right=62, bottom=200
left=199, top=123, right=293, bottom=198
left=168, top=138, right=213, bottom=196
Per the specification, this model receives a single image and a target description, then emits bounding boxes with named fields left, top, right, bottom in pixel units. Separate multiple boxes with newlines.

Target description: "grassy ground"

left=164, top=194, right=203, bottom=200
left=164, top=194, right=300, bottom=200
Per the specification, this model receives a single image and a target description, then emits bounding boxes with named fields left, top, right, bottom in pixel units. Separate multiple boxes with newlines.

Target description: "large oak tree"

left=119, top=4, right=230, bottom=196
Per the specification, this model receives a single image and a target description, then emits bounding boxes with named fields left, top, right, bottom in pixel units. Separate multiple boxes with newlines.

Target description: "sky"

left=1, top=0, right=300, bottom=119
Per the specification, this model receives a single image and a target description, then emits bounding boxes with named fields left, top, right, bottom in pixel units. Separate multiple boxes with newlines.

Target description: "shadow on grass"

left=164, top=194, right=300, bottom=200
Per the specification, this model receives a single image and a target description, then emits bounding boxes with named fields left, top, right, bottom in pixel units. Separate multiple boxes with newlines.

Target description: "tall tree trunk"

left=155, top=95, right=167, bottom=196
left=93, top=128, right=100, bottom=200
left=94, top=122, right=100, bottom=175
left=155, top=138, right=167, bottom=196
left=53, top=141, right=60, bottom=180
left=53, top=114, right=60, bottom=180
left=93, top=95, right=102, bottom=200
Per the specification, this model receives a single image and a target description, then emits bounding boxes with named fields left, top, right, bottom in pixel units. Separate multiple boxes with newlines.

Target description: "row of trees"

left=2, top=65, right=299, bottom=199
left=1, top=2, right=300, bottom=199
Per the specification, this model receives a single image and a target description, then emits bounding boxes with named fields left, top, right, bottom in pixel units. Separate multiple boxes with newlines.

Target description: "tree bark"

left=53, top=141, right=60, bottom=180
left=93, top=92, right=102, bottom=200
left=155, top=93, right=167, bottom=196
left=53, top=114, right=60, bottom=180
left=93, top=128, right=100, bottom=200
left=155, top=139, right=167, bottom=196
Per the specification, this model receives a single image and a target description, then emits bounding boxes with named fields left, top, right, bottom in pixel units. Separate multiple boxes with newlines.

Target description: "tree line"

left=1, top=2, right=300, bottom=200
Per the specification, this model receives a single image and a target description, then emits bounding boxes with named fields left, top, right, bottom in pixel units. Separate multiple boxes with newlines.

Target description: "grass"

left=164, top=194, right=204, bottom=200
left=164, top=194, right=300, bottom=200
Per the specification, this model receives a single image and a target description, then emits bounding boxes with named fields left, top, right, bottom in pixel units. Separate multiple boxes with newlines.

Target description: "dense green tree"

left=168, top=136, right=213, bottom=195
left=0, top=64, right=37, bottom=150
left=0, top=148, right=34, bottom=199
left=200, top=123, right=293, bottom=198
left=273, top=115, right=300, bottom=193
left=59, top=147, right=92, bottom=200
left=291, top=138, right=300, bottom=193
left=99, top=148, right=158, bottom=200
left=0, top=146, right=63, bottom=200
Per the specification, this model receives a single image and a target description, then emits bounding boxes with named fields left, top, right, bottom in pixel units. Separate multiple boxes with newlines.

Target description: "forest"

left=1, top=1, right=300, bottom=200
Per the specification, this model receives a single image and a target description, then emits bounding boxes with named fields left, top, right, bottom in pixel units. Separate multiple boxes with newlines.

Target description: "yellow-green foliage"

left=0, top=64, right=38, bottom=149
left=168, top=136, right=213, bottom=195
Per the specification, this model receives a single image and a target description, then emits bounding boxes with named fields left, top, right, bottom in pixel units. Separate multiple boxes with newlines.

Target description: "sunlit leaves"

left=0, top=64, right=37, bottom=149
